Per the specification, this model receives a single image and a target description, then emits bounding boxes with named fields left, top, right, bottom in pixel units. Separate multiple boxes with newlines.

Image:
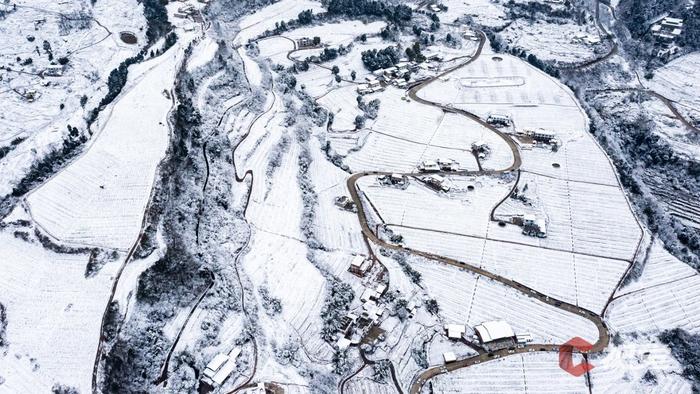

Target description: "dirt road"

left=345, top=32, right=613, bottom=393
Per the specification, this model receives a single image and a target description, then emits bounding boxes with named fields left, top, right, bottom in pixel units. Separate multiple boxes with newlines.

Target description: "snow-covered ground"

left=428, top=352, right=589, bottom=393
left=233, top=0, right=325, bottom=46
left=649, top=52, right=700, bottom=112
left=0, top=231, right=122, bottom=392
left=501, top=20, right=603, bottom=64
left=25, top=41, right=184, bottom=250
left=0, top=0, right=146, bottom=198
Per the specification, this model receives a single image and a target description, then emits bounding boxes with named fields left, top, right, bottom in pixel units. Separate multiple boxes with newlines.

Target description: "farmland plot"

left=615, top=241, right=697, bottom=297
left=308, top=139, right=366, bottom=253
left=0, top=232, right=122, bottom=393
left=649, top=52, right=700, bottom=111
left=414, top=259, right=599, bottom=344
left=430, top=112, right=514, bottom=170
left=489, top=172, right=640, bottom=261
left=316, top=85, right=363, bottom=132
left=646, top=97, right=700, bottom=159
left=284, top=20, right=386, bottom=48
left=233, top=0, right=325, bottom=46
left=26, top=43, right=184, bottom=250
left=0, top=0, right=146, bottom=197
left=590, top=342, right=691, bottom=393
left=605, top=274, right=700, bottom=335
left=438, top=0, right=509, bottom=28
left=359, top=174, right=513, bottom=238
left=418, top=52, right=620, bottom=186
left=428, top=352, right=589, bottom=393
left=396, top=225, right=627, bottom=313
left=501, top=20, right=602, bottom=64
left=257, top=36, right=295, bottom=68
left=241, top=231, right=333, bottom=361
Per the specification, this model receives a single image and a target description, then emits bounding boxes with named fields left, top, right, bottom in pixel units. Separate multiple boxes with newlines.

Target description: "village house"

left=444, top=323, right=466, bottom=340
left=296, top=37, right=315, bottom=48
left=201, top=348, right=241, bottom=389
left=349, top=255, right=372, bottom=277
left=422, top=174, right=450, bottom=192
left=378, top=173, right=406, bottom=186
left=43, top=65, right=64, bottom=77
left=418, top=160, right=440, bottom=172
left=487, top=113, right=511, bottom=127
left=651, top=16, right=683, bottom=41
left=522, top=214, right=547, bottom=238
left=437, top=158, right=459, bottom=171
left=474, top=320, right=516, bottom=350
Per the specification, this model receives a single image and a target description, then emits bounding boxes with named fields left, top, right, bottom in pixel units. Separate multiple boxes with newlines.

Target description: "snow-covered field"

left=0, top=231, right=122, bottom=392
left=359, top=174, right=513, bottom=238
left=415, top=259, right=600, bottom=345
left=428, top=352, right=588, bottom=393
left=649, top=52, right=700, bottom=111
left=501, top=20, right=602, bottom=64
left=606, top=241, right=700, bottom=335
left=26, top=42, right=184, bottom=250
left=0, top=0, right=146, bottom=198
left=284, top=20, right=386, bottom=48
left=234, top=0, right=325, bottom=46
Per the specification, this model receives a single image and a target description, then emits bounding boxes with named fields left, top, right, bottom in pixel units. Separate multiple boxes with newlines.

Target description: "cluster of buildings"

left=371, top=61, right=421, bottom=88
left=518, top=127, right=559, bottom=147
left=520, top=214, right=547, bottom=238
left=334, top=195, right=357, bottom=212
left=356, top=76, right=384, bottom=95
left=377, top=173, right=407, bottom=187
left=441, top=320, right=533, bottom=362
left=487, top=113, right=512, bottom=127
left=336, top=280, right=389, bottom=350
left=421, top=174, right=450, bottom=192
left=200, top=348, right=241, bottom=390
left=571, top=32, right=601, bottom=46
left=296, top=37, right=319, bottom=48
left=651, top=16, right=683, bottom=60
left=418, top=158, right=460, bottom=173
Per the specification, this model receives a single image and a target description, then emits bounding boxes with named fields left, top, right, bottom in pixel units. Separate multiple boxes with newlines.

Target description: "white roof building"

left=474, top=320, right=515, bottom=343
left=444, top=324, right=466, bottom=339
left=337, top=337, right=352, bottom=350
left=203, top=354, right=229, bottom=377
left=211, top=360, right=237, bottom=386
left=443, top=351, right=457, bottom=363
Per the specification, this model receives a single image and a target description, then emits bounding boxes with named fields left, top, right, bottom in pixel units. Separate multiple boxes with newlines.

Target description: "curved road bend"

left=344, top=32, right=614, bottom=393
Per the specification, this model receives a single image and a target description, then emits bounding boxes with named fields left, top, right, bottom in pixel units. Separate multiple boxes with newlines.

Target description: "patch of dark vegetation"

left=11, top=125, right=86, bottom=198
left=659, top=328, right=700, bottom=390
left=140, top=0, right=173, bottom=45
left=392, top=251, right=422, bottom=285
left=361, top=45, right=400, bottom=71
left=325, top=0, right=413, bottom=24
left=0, top=137, right=25, bottom=161
left=51, top=383, right=80, bottom=394
left=102, top=301, right=122, bottom=343
left=258, top=286, right=283, bottom=316
left=33, top=227, right=94, bottom=255
left=583, top=93, right=700, bottom=270
left=319, top=278, right=355, bottom=342
left=136, top=247, right=211, bottom=305
left=0, top=302, right=7, bottom=354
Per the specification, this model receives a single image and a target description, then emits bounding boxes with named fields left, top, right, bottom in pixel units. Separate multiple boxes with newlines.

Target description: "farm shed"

left=474, top=320, right=515, bottom=343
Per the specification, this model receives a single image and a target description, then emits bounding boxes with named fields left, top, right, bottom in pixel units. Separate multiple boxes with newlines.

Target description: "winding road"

left=343, top=31, right=625, bottom=394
